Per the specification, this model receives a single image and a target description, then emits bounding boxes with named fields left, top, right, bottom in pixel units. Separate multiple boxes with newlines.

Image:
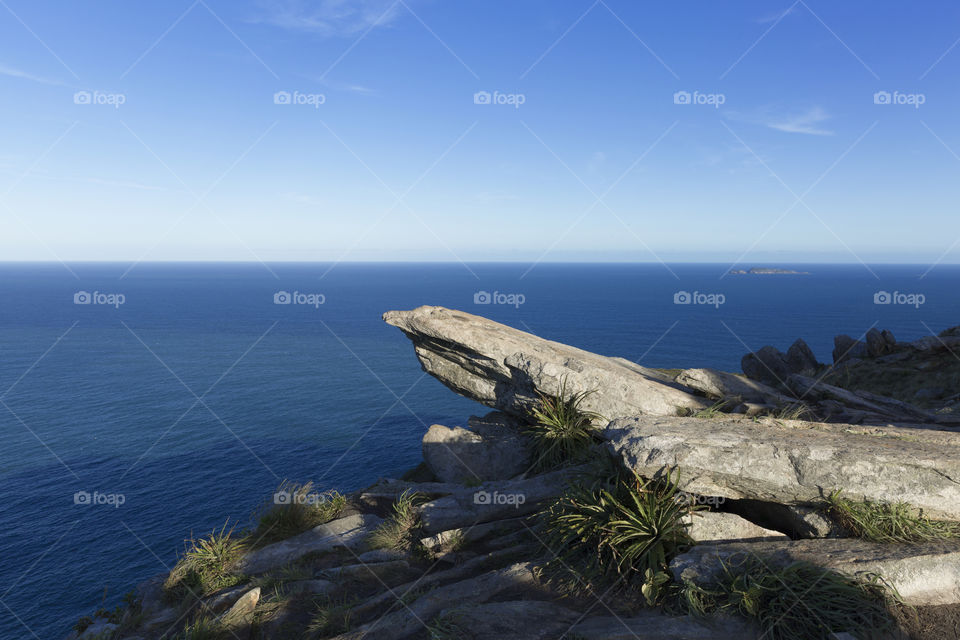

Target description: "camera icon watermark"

left=74, top=290, right=126, bottom=308
left=274, top=90, right=325, bottom=109
left=273, top=290, right=325, bottom=308
left=673, top=90, right=725, bottom=108
left=273, top=490, right=330, bottom=506
left=473, top=490, right=526, bottom=508
left=74, top=490, right=125, bottom=508
left=673, top=290, right=725, bottom=308
left=473, top=90, right=525, bottom=109
left=874, top=290, right=925, bottom=308
left=473, top=290, right=525, bottom=308
left=873, top=90, right=925, bottom=108
left=73, top=90, right=126, bottom=109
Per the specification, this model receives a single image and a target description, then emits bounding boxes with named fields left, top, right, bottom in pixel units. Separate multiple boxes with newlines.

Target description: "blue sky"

left=1, top=0, right=959, bottom=264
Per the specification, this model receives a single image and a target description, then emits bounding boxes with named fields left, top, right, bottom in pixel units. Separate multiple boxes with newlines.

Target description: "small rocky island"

left=729, top=267, right=810, bottom=274
left=67, top=307, right=960, bottom=639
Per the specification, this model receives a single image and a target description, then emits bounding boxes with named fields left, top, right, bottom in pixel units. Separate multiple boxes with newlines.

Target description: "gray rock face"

left=604, top=415, right=960, bottom=521
left=787, top=374, right=933, bottom=423
left=724, top=500, right=844, bottom=539
left=670, top=539, right=960, bottom=605
left=383, top=306, right=710, bottom=419
left=235, top=513, right=382, bottom=575
left=685, top=511, right=788, bottom=543
left=833, top=334, right=867, bottom=363
left=676, top=368, right=793, bottom=405
left=571, top=611, right=759, bottom=639
left=786, top=338, right=820, bottom=373
left=422, top=412, right=531, bottom=483
left=429, top=601, right=580, bottom=640
left=219, top=587, right=259, bottom=636
left=740, top=345, right=790, bottom=385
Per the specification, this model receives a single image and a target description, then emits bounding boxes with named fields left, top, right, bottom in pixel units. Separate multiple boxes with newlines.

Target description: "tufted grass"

left=825, top=489, right=960, bottom=543
left=526, top=376, right=604, bottom=472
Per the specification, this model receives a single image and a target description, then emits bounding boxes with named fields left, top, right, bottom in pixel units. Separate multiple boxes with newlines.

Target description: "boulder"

left=685, top=511, right=788, bottom=543
left=383, top=306, right=710, bottom=419
left=785, top=338, right=820, bottom=373
left=670, top=539, right=960, bottom=606
left=219, top=587, right=259, bottom=636
left=604, top=415, right=960, bottom=521
left=422, top=413, right=530, bottom=483
left=675, top=368, right=793, bottom=405
left=833, top=334, right=867, bottom=363
left=740, top=345, right=790, bottom=385
left=235, top=513, right=382, bottom=575
left=865, top=328, right=891, bottom=357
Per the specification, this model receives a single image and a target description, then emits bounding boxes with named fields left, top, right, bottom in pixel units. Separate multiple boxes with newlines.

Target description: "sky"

left=1, top=0, right=959, bottom=264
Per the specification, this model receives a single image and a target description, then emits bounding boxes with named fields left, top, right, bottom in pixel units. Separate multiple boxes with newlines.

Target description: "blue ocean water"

left=0, top=262, right=957, bottom=639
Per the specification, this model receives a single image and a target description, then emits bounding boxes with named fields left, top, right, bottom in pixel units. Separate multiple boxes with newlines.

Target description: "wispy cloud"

left=726, top=105, right=834, bottom=136
left=757, top=5, right=797, bottom=24
left=767, top=106, right=834, bottom=136
left=0, top=64, right=66, bottom=87
left=254, top=0, right=406, bottom=37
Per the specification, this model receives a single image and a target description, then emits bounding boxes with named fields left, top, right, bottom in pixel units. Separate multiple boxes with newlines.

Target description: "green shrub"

left=537, top=468, right=692, bottom=604
left=526, top=377, right=604, bottom=471
left=307, top=594, right=357, bottom=636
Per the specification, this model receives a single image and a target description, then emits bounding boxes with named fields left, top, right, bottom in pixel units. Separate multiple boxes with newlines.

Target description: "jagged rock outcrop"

left=422, top=412, right=531, bottom=483
left=675, top=368, right=793, bottom=406
left=604, top=415, right=960, bottom=521
left=384, top=306, right=710, bottom=419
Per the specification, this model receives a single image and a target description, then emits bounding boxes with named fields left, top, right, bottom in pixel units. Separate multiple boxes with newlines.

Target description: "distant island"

left=729, top=267, right=810, bottom=275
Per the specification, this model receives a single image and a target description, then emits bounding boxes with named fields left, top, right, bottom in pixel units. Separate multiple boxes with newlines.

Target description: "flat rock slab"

left=670, top=539, right=960, bottom=605
left=686, top=511, right=788, bottom=543
left=384, top=306, right=709, bottom=419
left=571, top=611, right=758, bottom=639
left=676, top=368, right=792, bottom=405
left=605, top=415, right=960, bottom=521
left=235, top=513, right=382, bottom=575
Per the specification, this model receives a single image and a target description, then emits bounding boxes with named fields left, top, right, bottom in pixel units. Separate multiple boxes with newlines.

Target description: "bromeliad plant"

left=163, top=521, right=247, bottom=604
left=526, top=376, right=604, bottom=471
left=538, top=467, right=693, bottom=605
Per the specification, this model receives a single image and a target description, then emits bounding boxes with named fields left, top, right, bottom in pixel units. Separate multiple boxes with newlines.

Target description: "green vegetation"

left=170, top=615, right=225, bottom=640
left=252, top=481, right=346, bottom=547
left=367, top=489, right=424, bottom=552
left=676, top=556, right=896, bottom=640
left=771, top=402, right=815, bottom=421
left=825, top=489, right=960, bottom=543
left=526, top=376, right=604, bottom=471
left=677, top=399, right=733, bottom=419
left=427, top=610, right=469, bottom=640
left=306, top=594, right=358, bottom=637
left=537, top=468, right=693, bottom=605
left=163, top=521, right=247, bottom=603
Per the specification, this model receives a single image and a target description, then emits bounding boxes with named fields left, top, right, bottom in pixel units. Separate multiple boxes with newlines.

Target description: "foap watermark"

left=473, top=90, right=526, bottom=109
left=473, top=490, right=526, bottom=508
left=673, top=90, right=725, bottom=108
left=473, top=290, right=525, bottom=308
left=74, top=490, right=125, bottom=508
left=274, top=290, right=325, bottom=308
left=874, top=290, right=925, bottom=308
left=274, top=90, right=326, bottom=109
left=73, top=90, right=126, bottom=109
left=673, top=290, right=725, bottom=308
left=74, top=290, right=126, bottom=308
left=873, top=90, right=925, bottom=109
left=273, top=490, right=334, bottom=506
left=675, top=491, right=725, bottom=508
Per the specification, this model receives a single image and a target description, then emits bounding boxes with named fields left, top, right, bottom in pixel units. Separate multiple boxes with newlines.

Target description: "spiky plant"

left=526, top=376, right=604, bottom=471
left=537, top=468, right=693, bottom=604
left=163, top=521, right=246, bottom=603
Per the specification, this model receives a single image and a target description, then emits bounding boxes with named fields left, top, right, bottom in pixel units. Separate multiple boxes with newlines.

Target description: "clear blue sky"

left=1, top=0, right=959, bottom=264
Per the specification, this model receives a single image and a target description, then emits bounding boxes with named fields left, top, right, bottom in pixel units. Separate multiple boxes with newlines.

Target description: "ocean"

left=0, top=262, right=957, bottom=639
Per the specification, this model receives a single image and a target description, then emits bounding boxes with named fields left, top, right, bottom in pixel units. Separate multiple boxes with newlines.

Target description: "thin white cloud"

left=0, top=64, right=65, bottom=87
left=767, top=107, right=834, bottom=136
left=254, top=0, right=406, bottom=37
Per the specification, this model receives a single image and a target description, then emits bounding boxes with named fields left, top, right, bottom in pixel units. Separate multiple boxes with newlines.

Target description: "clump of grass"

left=252, top=481, right=346, bottom=546
left=771, top=402, right=814, bottom=421
left=678, top=399, right=733, bottom=419
left=824, top=489, right=960, bottom=543
left=427, top=610, right=468, bottom=640
left=306, top=594, right=357, bottom=637
left=73, top=616, right=94, bottom=634
left=368, top=489, right=424, bottom=552
left=171, top=614, right=226, bottom=640
left=537, top=468, right=693, bottom=605
left=163, top=521, right=247, bottom=604
left=677, top=555, right=897, bottom=640
left=526, top=376, right=604, bottom=471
